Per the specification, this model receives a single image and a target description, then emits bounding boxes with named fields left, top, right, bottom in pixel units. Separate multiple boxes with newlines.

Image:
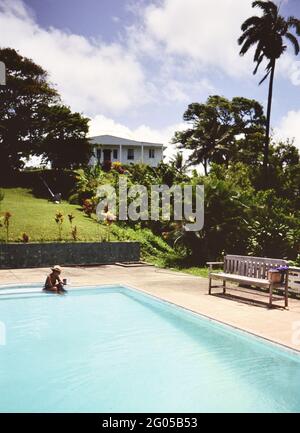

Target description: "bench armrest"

left=207, top=261, right=224, bottom=271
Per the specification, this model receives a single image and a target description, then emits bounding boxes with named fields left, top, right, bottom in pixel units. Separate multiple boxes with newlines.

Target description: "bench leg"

left=269, top=283, right=273, bottom=308
left=208, top=276, right=212, bottom=295
left=285, top=272, right=289, bottom=308
left=223, top=280, right=226, bottom=294
left=285, top=282, right=289, bottom=308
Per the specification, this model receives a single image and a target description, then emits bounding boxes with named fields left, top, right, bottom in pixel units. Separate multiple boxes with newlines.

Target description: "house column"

left=141, top=143, right=144, bottom=163
left=119, top=144, right=122, bottom=163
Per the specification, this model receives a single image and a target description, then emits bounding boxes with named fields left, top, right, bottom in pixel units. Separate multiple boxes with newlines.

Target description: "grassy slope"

left=0, top=188, right=208, bottom=277
left=0, top=188, right=106, bottom=242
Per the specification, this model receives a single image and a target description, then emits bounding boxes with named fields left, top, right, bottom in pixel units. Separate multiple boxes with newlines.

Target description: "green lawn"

left=0, top=188, right=106, bottom=242
left=0, top=187, right=208, bottom=277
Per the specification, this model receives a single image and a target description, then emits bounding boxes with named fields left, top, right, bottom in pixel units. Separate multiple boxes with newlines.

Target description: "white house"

left=89, top=135, right=165, bottom=167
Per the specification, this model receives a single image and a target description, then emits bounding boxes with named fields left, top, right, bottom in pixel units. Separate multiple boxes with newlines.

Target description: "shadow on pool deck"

left=1, top=264, right=300, bottom=352
left=212, top=287, right=287, bottom=310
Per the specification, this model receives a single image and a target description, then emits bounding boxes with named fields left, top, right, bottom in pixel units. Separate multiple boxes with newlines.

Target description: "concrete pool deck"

left=1, top=264, right=300, bottom=352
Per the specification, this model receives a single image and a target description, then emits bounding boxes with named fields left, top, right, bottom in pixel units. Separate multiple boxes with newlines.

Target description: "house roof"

left=89, top=134, right=166, bottom=148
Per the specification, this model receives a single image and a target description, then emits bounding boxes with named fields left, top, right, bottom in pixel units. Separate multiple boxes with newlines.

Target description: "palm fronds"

left=238, top=0, right=300, bottom=171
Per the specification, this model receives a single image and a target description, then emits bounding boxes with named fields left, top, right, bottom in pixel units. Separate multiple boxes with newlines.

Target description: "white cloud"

left=0, top=0, right=149, bottom=116
left=277, top=54, right=300, bottom=86
left=133, top=0, right=255, bottom=78
left=0, top=0, right=30, bottom=19
left=128, top=0, right=300, bottom=88
left=89, top=114, right=188, bottom=161
left=274, top=110, right=300, bottom=148
left=160, top=78, right=216, bottom=103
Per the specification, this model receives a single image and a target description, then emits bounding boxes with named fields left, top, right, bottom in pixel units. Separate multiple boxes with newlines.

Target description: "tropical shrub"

left=54, top=211, right=64, bottom=241
left=21, top=233, right=29, bottom=243
left=82, top=199, right=96, bottom=217
left=70, top=166, right=105, bottom=204
left=112, top=162, right=126, bottom=174
left=1, top=211, right=12, bottom=243
left=71, top=226, right=78, bottom=241
left=246, top=190, right=300, bottom=258
left=102, top=160, right=112, bottom=172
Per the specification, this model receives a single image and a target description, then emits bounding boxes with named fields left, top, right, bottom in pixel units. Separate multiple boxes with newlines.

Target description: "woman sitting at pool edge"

left=44, top=265, right=67, bottom=293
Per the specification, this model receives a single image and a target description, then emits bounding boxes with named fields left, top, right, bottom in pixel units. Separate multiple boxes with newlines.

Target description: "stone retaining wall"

left=0, top=242, right=140, bottom=269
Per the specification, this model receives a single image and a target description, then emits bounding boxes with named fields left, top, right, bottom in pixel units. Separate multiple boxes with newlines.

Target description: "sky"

left=0, top=0, right=300, bottom=161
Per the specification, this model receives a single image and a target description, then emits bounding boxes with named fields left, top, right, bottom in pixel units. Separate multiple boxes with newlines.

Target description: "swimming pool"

left=0, top=284, right=300, bottom=413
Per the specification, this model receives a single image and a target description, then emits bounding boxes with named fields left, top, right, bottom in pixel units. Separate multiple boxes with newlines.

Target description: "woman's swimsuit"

left=44, top=275, right=62, bottom=290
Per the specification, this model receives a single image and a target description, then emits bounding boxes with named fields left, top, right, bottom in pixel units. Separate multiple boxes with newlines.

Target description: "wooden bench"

left=207, top=255, right=289, bottom=308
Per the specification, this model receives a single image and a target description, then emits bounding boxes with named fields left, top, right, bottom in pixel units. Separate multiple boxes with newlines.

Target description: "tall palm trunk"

left=264, top=59, right=276, bottom=172
left=203, top=158, right=208, bottom=176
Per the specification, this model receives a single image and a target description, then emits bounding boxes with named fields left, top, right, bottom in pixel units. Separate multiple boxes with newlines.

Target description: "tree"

left=172, top=95, right=265, bottom=174
left=0, top=48, right=57, bottom=171
left=40, top=105, right=90, bottom=169
left=0, top=48, right=90, bottom=172
left=238, top=0, right=300, bottom=171
left=170, top=151, right=187, bottom=176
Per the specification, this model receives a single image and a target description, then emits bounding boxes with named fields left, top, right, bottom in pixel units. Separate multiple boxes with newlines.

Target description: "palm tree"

left=238, top=1, right=300, bottom=171
left=170, top=151, right=187, bottom=174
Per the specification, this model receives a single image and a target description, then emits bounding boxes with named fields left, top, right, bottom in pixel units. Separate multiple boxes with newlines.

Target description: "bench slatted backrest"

left=224, top=255, right=287, bottom=280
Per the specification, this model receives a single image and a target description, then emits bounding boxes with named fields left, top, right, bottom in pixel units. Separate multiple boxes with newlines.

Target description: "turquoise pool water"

left=0, top=285, right=300, bottom=413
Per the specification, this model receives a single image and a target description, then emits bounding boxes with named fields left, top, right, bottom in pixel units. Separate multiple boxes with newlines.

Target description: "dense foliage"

left=71, top=134, right=300, bottom=264
left=172, top=96, right=266, bottom=175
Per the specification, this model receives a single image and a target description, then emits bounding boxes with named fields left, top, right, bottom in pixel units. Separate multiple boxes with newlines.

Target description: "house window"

left=113, top=149, right=118, bottom=159
left=127, top=148, right=134, bottom=160
left=149, top=148, right=155, bottom=159
left=96, top=148, right=101, bottom=163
